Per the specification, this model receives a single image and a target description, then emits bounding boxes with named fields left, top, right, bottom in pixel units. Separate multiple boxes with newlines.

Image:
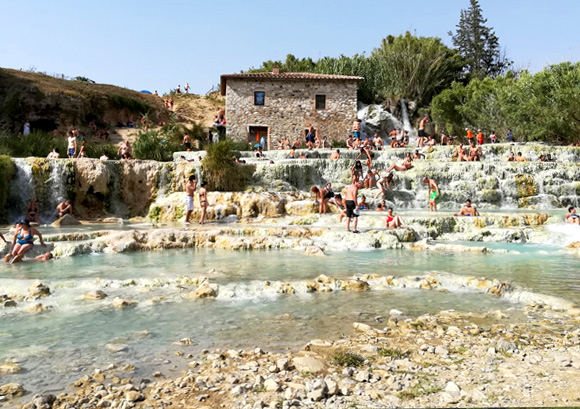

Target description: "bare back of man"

left=345, top=182, right=361, bottom=233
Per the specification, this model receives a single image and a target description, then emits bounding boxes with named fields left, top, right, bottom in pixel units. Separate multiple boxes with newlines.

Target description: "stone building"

left=220, top=68, right=363, bottom=149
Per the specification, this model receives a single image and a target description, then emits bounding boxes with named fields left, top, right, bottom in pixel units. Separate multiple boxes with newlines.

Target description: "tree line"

left=248, top=0, right=578, bottom=143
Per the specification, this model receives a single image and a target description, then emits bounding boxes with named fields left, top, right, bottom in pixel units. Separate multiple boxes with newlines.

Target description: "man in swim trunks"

left=56, top=200, right=73, bottom=218
left=352, top=119, right=361, bottom=140
left=345, top=181, right=362, bottom=233
left=468, top=140, right=482, bottom=161
left=185, top=175, right=197, bottom=224
left=422, top=177, right=440, bottom=212
left=565, top=206, right=580, bottom=225
left=67, top=131, right=77, bottom=158
left=417, top=116, right=428, bottom=147
left=457, top=199, right=480, bottom=217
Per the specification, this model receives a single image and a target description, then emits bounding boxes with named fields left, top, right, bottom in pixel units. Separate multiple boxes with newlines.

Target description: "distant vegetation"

left=0, top=155, right=15, bottom=222
left=202, top=140, right=254, bottom=191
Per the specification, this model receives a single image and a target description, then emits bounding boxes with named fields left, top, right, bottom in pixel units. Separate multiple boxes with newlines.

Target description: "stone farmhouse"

left=220, top=67, right=363, bottom=149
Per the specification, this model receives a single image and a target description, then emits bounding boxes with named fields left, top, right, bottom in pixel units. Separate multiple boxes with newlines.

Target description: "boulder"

left=83, top=290, right=107, bottom=300
left=0, top=363, right=22, bottom=375
left=29, top=281, right=50, bottom=297
left=292, top=356, right=325, bottom=374
left=112, top=297, right=137, bottom=308
left=52, top=214, right=81, bottom=227
left=184, top=285, right=218, bottom=299
left=0, top=383, right=25, bottom=398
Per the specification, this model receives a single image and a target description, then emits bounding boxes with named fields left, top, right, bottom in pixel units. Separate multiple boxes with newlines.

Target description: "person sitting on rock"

left=412, top=149, right=425, bottom=160
left=373, top=134, right=384, bottom=150
left=456, top=199, right=480, bottom=217
left=363, top=170, right=376, bottom=189
left=291, top=138, right=301, bottom=149
left=56, top=201, right=73, bottom=218
left=468, top=141, right=482, bottom=161
left=376, top=200, right=387, bottom=211
left=4, top=220, right=46, bottom=264
left=385, top=207, right=406, bottom=229
left=118, top=141, right=132, bottom=160
left=330, top=149, right=340, bottom=159
left=346, top=135, right=355, bottom=150
left=565, top=206, right=580, bottom=225
left=289, top=149, right=296, bottom=159
left=426, top=136, right=437, bottom=147
left=351, top=160, right=364, bottom=182
left=452, top=144, right=468, bottom=162
left=47, top=148, right=60, bottom=159
left=507, top=152, right=515, bottom=161
left=386, top=153, right=413, bottom=173
left=515, top=152, right=527, bottom=162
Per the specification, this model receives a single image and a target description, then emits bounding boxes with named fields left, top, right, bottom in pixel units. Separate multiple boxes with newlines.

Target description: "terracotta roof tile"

left=220, top=72, right=363, bottom=94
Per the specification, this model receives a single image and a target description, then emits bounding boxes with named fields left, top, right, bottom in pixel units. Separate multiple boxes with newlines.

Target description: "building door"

left=248, top=126, right=269, bottom=150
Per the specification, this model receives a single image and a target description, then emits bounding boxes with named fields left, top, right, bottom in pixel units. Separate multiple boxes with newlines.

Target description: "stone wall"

left=225, top=79, right=358, bottom=148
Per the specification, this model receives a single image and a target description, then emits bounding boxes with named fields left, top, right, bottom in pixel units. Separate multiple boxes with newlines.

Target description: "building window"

left=254, top=91, right=265, bottom=106
left=315, top=94, right=326, bottom=110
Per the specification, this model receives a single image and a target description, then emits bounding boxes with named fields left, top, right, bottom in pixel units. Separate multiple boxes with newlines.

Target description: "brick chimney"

left=272, top=64, right=280, bottom=75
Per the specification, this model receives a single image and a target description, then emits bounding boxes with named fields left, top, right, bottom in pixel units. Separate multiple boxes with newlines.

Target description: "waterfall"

left=357, top=103, right=370, bottom=139
left=45, top=160, right=67, bottom=219
left=7, top=159, right=35, bottom=223
left=400, top=99, right=415, bottom=145
left=157, top=163, right=172, bottom=199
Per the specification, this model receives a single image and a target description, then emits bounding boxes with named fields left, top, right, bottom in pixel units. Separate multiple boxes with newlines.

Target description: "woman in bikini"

left=26, top=198, right=40, bottom=224
left=375, top=172, right=394, bottom=199
left=351, top=160, right=364, bottom=183
left=4, top=220, right=46, bottom=264
left=77, top=141, right=88, bottom=158
left=452, top=144, right=468, bottom=162
left=386, top=153, right=413, bottom=173
left=198, top=181, right=208, bottom=225
left=385, top=208, right=406, bottom=229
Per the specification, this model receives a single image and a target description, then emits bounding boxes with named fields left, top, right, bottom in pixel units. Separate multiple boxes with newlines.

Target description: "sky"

left=1, top=0, right=579, bottom=95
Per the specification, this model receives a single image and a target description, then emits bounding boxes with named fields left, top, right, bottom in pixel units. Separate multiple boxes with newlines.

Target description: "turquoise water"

left=0, top=244, right=579, bottom=396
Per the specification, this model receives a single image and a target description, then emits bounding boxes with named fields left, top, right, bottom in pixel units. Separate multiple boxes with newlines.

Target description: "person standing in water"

left=185, top=175, right=197, bottom=224
left=422, top=177, right=440, bottom=212
left=198, top=181, right=208, bottom=225
left=345, top=181, right=362, bottom=233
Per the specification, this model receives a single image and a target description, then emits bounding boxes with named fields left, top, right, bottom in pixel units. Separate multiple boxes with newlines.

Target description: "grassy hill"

left=0, top=67, right=170, bottom=134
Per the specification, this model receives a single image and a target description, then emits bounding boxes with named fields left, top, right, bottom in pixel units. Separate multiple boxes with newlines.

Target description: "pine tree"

left=449, top=0, right=512, bottom=79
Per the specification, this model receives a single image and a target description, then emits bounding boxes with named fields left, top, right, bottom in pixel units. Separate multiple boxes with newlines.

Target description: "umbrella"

left=140, top=90, right=152, bottom=94
left=253, top=143, right=261, bottom=148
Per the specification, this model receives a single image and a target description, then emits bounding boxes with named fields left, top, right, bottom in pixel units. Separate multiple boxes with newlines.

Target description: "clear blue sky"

left=1, top=0, right=578, bottom=95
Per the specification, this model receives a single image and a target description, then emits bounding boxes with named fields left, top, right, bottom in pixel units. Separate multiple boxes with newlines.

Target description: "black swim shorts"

left=345, top=200, right=357, bottom=218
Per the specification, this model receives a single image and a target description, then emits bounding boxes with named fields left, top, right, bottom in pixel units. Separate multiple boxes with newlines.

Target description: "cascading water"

left=45, top=160, right=68, bottom=219
left=400, top=99, right=415, bottom=145
left=7, top=159, right=35, bottom=223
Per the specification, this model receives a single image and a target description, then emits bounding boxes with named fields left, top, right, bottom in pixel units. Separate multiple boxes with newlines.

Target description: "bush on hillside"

left=202, top=140, right=254, bottom=191
left=133, top=130, right=181, bottom=161
left=0, top=155, right=15, bottom=222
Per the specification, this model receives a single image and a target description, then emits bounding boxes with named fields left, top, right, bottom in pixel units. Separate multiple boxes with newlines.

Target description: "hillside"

left=0, top=68, right=170, bottom=134
left=171, top=92, right=224, bottom=128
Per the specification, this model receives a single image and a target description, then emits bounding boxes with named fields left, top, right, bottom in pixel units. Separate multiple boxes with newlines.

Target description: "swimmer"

left=385, top=207, right=406, bottom=229
left=345, top=181, right=362, bottom=233
left=4, top=220, right=46, bottom=264
left=185, top=175, right=197, bottom=224
left=515, top=152, right=527, bottom=162
left=507, top=152, right=515, bottom=162
left=422, top=177, right=440, bottom=212
left=376, top=200, right=387, bottom=211
left=26, top=198, right=40, bottom=224
left=198, top=181, right=208, bottom=225
left=26, top=252, right=54, bottom=262
left=358, top=195, right=368, bottom=210
left=565, top=206, right=580, bottom=225
left=330, top=149, right=340, bottom=159
left=456, top=199, right=480, bottom=217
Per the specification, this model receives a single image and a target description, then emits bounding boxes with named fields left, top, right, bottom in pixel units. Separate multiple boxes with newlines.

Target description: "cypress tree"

left=449, top=0, right=512, bottom=79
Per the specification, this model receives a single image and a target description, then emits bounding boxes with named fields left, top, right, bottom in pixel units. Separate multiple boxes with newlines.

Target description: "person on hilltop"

left=345, top=181, right=362, bottom=233
left=198, top=181, right=208, bottom=225
left=385, top=207, right=406, bottom=229
left=67, top=131, right=77, bottom=158
left=456, top=199, right=480, bottom=217
left=422, top=177, right=440, bottom=212
left=56, top=200, right=73, bottom=218
left=176, top=85, right=181, bottom=94
left=417, top=116, right=429, bottom=147
left=352, top=118, right=361, bottom=140
left=26, top=198, right=40, bottom=224
left=183, top=133, right=192, bottom=151
left=3, top=220, right=46, bottom=264
left=184, top=175, right=197, bottom=225
left=184, top=83, right=190, bottom=94
left=47, top=148, right=60, bottom=159
left=565, top=206, right=580, bottom=225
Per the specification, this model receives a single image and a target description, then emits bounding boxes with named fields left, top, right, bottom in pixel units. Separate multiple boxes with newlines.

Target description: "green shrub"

left=202, top=140, right=254, bottom=191
left=330, top=351, right=365, bottom=367
left=0, top=155, right=15, bottom=222
left=377, top=348, right=410, bottom=359
left=133, top=130, right=181, bottom=161
left=109, top=94, right=150, bottom=114
left=0, top=131, right=67, bottom=158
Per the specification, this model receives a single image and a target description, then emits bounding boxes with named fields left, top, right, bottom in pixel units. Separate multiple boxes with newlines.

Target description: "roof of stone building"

left=220, top=72, right=364, bottom=95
